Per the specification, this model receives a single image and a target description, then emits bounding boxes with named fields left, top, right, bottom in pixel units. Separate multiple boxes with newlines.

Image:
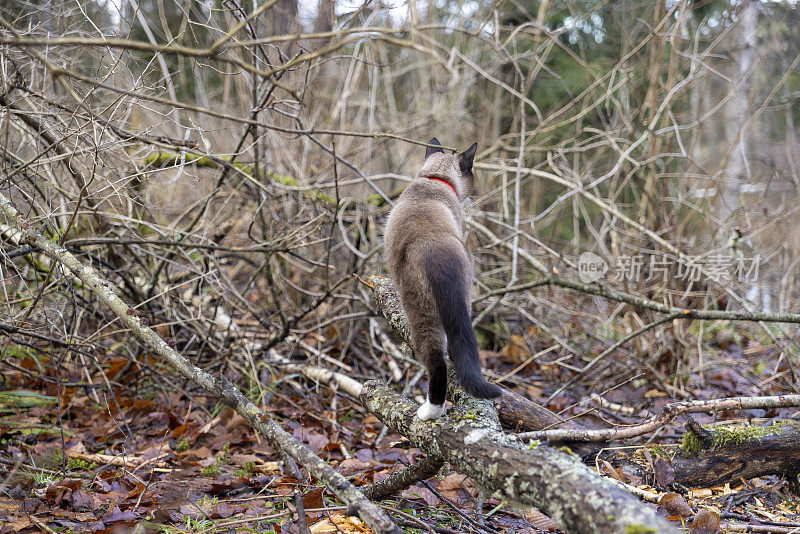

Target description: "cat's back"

left=385, top=182, right=460, bottom=245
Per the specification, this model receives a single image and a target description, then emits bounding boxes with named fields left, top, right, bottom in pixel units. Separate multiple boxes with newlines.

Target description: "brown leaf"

left=184, top=446, right=212, bottom=460
left=309, top=513, right=371, bottom=533
left=525, top=508, right=559, bottom=531
left=67, top=489, right=95, bottom=512
left=338, top=458, right=372, bottom=476
left=303, top=487, right=325, bottom=522
left=306, top=433, right=330, bottom=453
left=435, top=474, right=475, bottom=506
left=689, top=509, right=721, bottom=534
left=500, top=335, right=530, bottom=363
left=46, top=479, right=83, bottom=506
left=658, top=492, right=693, bottom=518
left=1, top=517, right=32, bottom=532
left=303, top=488, right=324, bottom=510
left=600, top=460, right=626, bottom=482
left=652, top=456, right=675, bottom=487
left=102, top=505, right=139, bottom=524
left=213, top=501, right=236, bottom=518
left=400, top=484, right=439, bottom=507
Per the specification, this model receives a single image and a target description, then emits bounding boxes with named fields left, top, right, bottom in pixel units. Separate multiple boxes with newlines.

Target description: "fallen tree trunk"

left=0, top=195, right=402, bottom=534
left=360, top=381, right=677, bottom=534
left=671, top=419, right=800, bottom=487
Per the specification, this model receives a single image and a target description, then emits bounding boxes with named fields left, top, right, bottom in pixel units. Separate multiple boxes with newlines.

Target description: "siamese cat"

left=384, top=138, right=502, bottom=421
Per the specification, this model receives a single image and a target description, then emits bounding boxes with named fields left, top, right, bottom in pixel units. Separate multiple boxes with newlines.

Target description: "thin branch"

left=518, top=394, right=800, bottom=442
left=0, top=193, right=402, bottom=534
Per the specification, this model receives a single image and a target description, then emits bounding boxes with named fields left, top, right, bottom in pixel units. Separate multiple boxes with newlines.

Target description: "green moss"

left=218, top=443, right=232, bottom=465
left=143, top=151, right=250, bottom=172
left=235, top=461, right=258, bottom=477
left=175, top=438, right=190, bottom=452
left=682, top=421, right=799, bottom=456
left=367, top=193, right=385, bottom=206
left=681, top=429, right=704, bottom=455
left=66, top=458, right=96, bottom=471
left=200, top=464, right=221, bottom=476
left=559, top=445, right=574, bottom=456
left=647, top=445, right=670, bottom=459
left=459, top=409, right=480, bottom=422
left=197, top=495, right=219, bottom=507
left=271, top=172, right=297, bottom=186
left=527, top=440, right=541, bottom=449
left=625, top=525, right=657, bottom=534
left=713, top=421, right=796, bottom=445
left=4, top=345, right=34, bottom=359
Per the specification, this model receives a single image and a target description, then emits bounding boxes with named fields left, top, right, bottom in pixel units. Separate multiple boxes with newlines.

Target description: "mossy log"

left=671, top=420, right=800, bottom=487
left=361, top=381, right=677, bottom=534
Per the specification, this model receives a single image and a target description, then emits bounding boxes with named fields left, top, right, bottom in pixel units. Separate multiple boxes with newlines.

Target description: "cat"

left=384, top=138, right=502, bottom=421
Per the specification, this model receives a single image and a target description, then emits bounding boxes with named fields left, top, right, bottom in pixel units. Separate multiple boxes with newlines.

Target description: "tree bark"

left=672, top=420, right=800, bottom=487
left=361, top=381, right=678, bottom=534
left=719, top=0, right=758, bottom=220
left=362, top=455, right=445, bottom=502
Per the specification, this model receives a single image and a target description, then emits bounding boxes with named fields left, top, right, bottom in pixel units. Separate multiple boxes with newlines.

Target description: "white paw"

left=416, top=400, right=444, bottom=421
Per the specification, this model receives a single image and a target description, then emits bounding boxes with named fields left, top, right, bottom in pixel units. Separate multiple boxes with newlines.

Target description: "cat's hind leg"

left=410, top=325, right=448, bottom=421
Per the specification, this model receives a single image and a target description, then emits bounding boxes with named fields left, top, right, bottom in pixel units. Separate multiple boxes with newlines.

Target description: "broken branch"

left=0, top=194, right=402, bottom=534
left=360, top=380, right=678, bottom=533
left=518, top=394, right=800, bottom=442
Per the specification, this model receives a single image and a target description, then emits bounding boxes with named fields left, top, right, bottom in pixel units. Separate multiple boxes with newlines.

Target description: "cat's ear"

left=458, top=142, right=477, bottom=175
left=425, top=138, right=445, bottom=159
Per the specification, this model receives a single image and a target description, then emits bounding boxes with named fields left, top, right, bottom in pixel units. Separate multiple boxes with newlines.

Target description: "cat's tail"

left=423, top=243, right=502, bottom=399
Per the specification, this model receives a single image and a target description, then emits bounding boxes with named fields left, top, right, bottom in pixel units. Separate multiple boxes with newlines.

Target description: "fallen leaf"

left=437, top=474, right=476, bottom=496
left=526, top=508, right=559, bottom=531
left=338, top=458, right=372, bottom=475
left=652, top=456, right=675, bottom=487
left=689, top=489, right=714, bottom=499
left=658, top=492, right=693, bottom=518
left=67, top=489, right=95, bottom=512
left=500, top=335, right=530, bottom=363
left=600, top=460, right=626, bottom=482
left=309, top=513, right=372, bottom=533
left=102, top=505, right=139, bottom=523
left=689, top=509, right=720, bottom=534
left=400, top=484, right=439, bottom=507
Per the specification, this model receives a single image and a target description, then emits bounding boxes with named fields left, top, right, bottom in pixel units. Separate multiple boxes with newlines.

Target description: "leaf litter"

left=1, top=317, right=799, bottom=533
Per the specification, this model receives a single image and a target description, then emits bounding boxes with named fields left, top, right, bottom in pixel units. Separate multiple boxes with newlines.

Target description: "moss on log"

left=672, top=420, right=800, bottom=487
left=361, top=381, right=677, bottom=534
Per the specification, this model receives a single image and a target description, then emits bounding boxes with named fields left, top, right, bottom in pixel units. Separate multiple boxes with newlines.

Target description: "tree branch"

left=0, top=194, right=402, bottom=534
left=360, top=380, right=678, bottom=533
left=518, top=394, right=800, bottom=442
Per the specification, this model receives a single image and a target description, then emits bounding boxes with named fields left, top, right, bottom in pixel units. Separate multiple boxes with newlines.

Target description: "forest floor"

left=1, top=317, right=799, bottom=534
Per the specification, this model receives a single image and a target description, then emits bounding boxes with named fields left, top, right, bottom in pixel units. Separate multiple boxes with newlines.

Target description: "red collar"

left=427, top=176, right=458, bottom=197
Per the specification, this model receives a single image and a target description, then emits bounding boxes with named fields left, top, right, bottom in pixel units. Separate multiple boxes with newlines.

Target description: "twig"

left=417, top=475, right=501, bottom=534
left=362, top=455, right=445, bottom=502
left=518, top=394, right=800, bottom=442
left=0, top=194, right=402, bottom=534
left=360, top=380, right=677, bottom=533
left=547, top=311, right=685, bottom=400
